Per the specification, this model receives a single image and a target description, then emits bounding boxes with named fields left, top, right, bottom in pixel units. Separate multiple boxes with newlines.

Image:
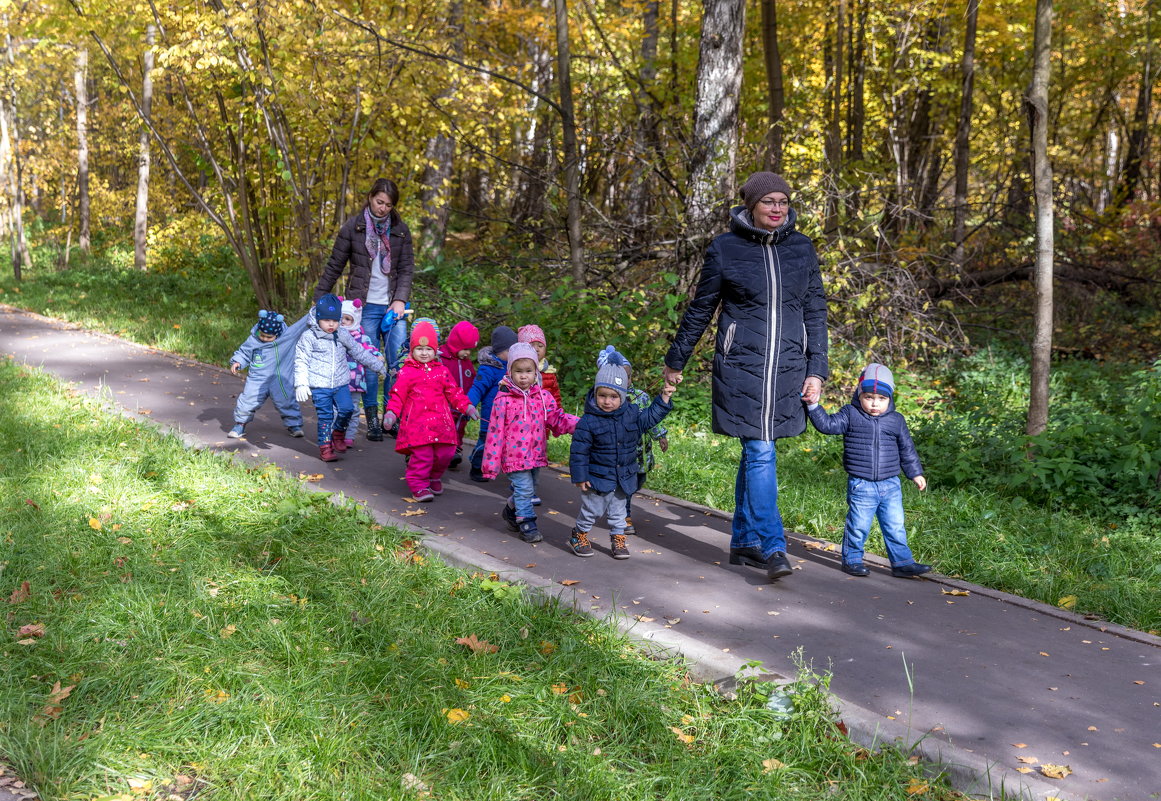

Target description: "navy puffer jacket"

left=569, top=391, right=673, bottom=494
left=806, top=392, right=923, bottom=481
left=665, top=206, right=829, bottom=441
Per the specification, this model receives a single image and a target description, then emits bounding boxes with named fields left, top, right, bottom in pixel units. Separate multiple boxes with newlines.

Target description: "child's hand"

left=230, top=362, right=241, bottom=376
left=659, top=436, right=669, bottom=453
left=466, top=405, right=481, bottom=421
left=574, top=481, right=591, bottom=491
left=913, top=475, right=927, bottom=491
left=661, top=382, right=677, bottom=402
left=295, top=386, right=311, bottom=403
left=383, top=411, right=398, bottom=430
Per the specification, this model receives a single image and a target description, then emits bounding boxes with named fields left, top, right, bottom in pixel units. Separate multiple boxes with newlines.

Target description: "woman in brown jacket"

left=315, top=178, right=415, bottom=439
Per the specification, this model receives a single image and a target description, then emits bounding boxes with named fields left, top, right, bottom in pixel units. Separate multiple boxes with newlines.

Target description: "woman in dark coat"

left=663, top=172, right=829, bottom=582
left=315, top=178, right=415, bottom=440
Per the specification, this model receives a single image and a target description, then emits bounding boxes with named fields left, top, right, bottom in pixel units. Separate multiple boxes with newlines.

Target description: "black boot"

left=365, top=405, right=383, bottom=441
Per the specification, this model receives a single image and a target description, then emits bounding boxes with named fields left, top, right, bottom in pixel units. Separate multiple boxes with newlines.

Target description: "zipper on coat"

left=871, top=417, right=880, bottom=481
left=761, top=234, right=783, bottom=441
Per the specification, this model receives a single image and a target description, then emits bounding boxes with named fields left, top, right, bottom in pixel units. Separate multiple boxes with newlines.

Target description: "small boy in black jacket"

left=806, top=363, right=931, bottom=578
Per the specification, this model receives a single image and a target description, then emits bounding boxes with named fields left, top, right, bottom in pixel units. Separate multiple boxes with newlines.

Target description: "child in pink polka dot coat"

left=482, top=343, right=579, bottom=543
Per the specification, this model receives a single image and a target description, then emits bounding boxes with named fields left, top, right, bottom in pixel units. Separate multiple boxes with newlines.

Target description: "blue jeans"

left=359, top=303, right=407, bottom=407
left=843, top=476, right=916, bottom=567
left=732, top=438, right=786, bottom=558
left=310, top=385, right=353, bottom=445
left=506, top=468, right=539, bottom=519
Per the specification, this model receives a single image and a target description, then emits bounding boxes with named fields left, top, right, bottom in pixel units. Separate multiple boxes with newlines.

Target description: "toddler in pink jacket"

left=482, top=342, right=579, bottom=543
left=383, top=318, right=479, bottom=502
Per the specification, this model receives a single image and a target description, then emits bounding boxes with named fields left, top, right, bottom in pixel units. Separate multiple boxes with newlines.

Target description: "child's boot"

left=517, top=517, right=542, bottom=544
left=568, top=528, right=594, bottom=557
left=502, top=503, right=519, bottom=532
left=364, top=406, right=383, bottom=441
left=610, top=533, right=630, bottom=560
left=331, top=428, right=349, bottom=453
left=286, top=426, right=304, bottom=438
left=228, top=423, right=245, bottom=439
left=319, top=442, right=339, bottom=462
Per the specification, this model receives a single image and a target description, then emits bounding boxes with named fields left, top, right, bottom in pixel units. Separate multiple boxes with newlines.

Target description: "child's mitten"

left=295, top=386, right=311, bottom=403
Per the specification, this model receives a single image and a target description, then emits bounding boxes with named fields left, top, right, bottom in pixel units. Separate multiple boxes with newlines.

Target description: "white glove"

left=295, top=386, right=311, bottom=404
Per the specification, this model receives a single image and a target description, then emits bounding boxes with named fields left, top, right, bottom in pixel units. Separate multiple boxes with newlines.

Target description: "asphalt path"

left=2, top=306, right=1158, bottom=801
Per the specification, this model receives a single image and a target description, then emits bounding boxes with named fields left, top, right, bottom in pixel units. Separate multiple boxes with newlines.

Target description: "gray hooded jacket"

left=294, top=311, right=385, bottom=390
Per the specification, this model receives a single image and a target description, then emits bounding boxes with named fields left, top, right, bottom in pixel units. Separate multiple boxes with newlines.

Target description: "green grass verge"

left=0, top=358, right=953, bottom=801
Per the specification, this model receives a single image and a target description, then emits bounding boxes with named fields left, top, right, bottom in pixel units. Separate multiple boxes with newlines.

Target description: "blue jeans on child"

left=843, top=475, right=916, bottom=567
left=732, top=438, right=786, bottom=559
left=506, top=468, right=539, bottom=519
left=310, top=385, right=353, bottom=445
left=359, top=303, right=407, bottom=407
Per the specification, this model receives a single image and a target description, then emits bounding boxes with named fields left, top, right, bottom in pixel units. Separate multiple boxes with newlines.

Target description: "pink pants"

left=406, top=442, right=456, bottom=495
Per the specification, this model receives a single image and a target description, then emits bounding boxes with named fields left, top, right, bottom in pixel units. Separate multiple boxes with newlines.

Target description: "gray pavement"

left=2, top=305, right=1159, bottom=801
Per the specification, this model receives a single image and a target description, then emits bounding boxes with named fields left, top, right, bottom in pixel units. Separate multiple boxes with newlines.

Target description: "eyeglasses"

left=757, top=198, right=790, bottom=209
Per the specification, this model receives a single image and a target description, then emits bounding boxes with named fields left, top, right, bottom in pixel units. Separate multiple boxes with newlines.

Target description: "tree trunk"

left=952, top=0, right=980, bottom=273
left=75, top=46, right=91, bottom=254
left=2, top=33, right=30, bottom=278
left=823, top=1, right=845, bottom=239
left=1116, top=1, right=1155, bottom=207
left=418, top=0, right=464, bottom=259
left=553, top=0, right=585, bottom=284
left=1025, top=0, right=1054, bottom=437
left=760, top=0, right=784, bottom=173
left=686, top=0, right=747, bottom=268
left=134, top=26, right=155, bottom=271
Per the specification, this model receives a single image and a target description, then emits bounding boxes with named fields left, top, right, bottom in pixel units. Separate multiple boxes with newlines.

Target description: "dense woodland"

left=2, top=1, right=1159, bottom=371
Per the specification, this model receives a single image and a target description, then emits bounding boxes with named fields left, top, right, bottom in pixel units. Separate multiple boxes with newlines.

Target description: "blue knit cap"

left=859, top=363, right=895, bottom=398
left=256, top=310, right=285, bottom=337
left=315, top=293, right=342, bottom=322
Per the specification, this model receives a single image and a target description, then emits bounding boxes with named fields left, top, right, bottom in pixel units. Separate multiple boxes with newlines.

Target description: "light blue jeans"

left=506, top=468, right=539, bottom=520
left=843, top=476, right=916, bottom=567
left=359, top=302, right=407, bottom=407
left=732, top=438, right=786, bottom=559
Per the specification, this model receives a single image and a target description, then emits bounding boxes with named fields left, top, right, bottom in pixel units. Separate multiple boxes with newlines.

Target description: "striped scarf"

left=363, top=208, right=392, bottom=276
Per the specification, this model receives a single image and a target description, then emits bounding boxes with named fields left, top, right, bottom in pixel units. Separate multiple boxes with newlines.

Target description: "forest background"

left=1, top=0, right=1159, bottom=616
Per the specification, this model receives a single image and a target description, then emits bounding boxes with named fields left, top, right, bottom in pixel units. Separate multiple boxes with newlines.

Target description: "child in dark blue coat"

left=806, top=363, right=930, bottom=578
left=569, top=361, right=676, bottom=560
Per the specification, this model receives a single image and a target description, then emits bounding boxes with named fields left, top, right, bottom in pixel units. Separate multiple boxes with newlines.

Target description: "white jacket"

left=294, top=312, right=384, bottom=390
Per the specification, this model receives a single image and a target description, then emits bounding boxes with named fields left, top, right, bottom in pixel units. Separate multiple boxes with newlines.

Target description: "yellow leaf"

left=400, top=509, right=427, bottom=517
left=1016, top=767, right=1034, bottom=774
left=906, top=778, right=929, bottom=795
left=940, top=588, right=969, bottom=596
left=500, top=694, right=511, bottom=703
left=669, top=726, right=695, bottom=745
left=219, top=624, right=237, bottom=639
left=299, top=472, right=324, bottom=482
left=1017, top=756, right=1038, bottom=764
left=445, top=707, right=470, bottom=724
left=89, top=517, right=102, bottom=530
left=1039, top=763, right=1072, bottom=779
left=560, top=579, right=580, bottom=586
left=454, top=678, right=470, bottom=689
left=1039, top=651, right=1050, bottom=657
left=1057, top=595, right=1078, bottom=609
left=538, top=641, right=557, bottom=655
left=762, top=758, right=784, bottom=772
left=551, top=683, right=569, bottom=694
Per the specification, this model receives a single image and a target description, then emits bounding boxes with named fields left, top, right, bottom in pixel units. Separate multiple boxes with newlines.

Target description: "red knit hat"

left=410, top=317, right=440, bottom=351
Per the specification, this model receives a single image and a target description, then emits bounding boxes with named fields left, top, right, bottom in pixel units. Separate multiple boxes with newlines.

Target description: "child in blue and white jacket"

left=228, top=310, right=309, bottom=439
left=805, top=363, right=931, bottom=579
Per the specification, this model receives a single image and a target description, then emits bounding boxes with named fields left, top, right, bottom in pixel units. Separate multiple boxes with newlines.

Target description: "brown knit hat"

left=739, top=172, right=792, bottom=212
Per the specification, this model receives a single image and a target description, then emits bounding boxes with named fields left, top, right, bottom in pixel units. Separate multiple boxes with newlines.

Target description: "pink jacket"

left=482, top=379, right=579, bottom=479
left=386, top=358, right=472, bottom=454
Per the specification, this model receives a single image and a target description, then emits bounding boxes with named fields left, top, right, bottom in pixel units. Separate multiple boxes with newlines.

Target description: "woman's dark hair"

left=367, top=178, right=399, bottom=206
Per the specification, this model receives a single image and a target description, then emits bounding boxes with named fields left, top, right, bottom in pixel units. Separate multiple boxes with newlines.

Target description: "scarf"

left=363, top=208, right=392, bottom=276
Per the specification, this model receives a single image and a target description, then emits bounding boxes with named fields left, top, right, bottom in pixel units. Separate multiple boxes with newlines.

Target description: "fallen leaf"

left=525, top=563, right=537, bottom=568
left=219, top=624, right=237, bottom=639
left=18, top=623, right=45, bottom=638
left=1133, top=680, right=1145, bottom=685
left=1016, top=767, right=1035, bottom=774
left=1057, top=595, right=1078, bottom=609
left=906, top=778, right=929, bottom=795
left=762, top=758, right=785, bottom=772
left=7, top=581, right=31, bottom=604
left=117, top=536, right=132, bottom=544
left=17, top=638, right=38, bottom=646
left=551, top=683, right=569, bottom=694
left=444, top=707, right=470, bottom=724
left=940, top=589, right=970, bottom=596
left=1087, top=726, right=1098, bottom=732
left=455, top=634, right=499, bottom=654
left=669, top=726, right=695, bottom=745
left=88, top=517, right=102, bottom=530
left=500, top=694, right=511, bottom=703
left=1017, top=756, right=1038, bottom=764
left=538, top=641, right=557, bottom=655
left=400, top=509, right=427, bottom=517
left=633, top=615, right=655, bottom=622
left=401, top=773, right=429, bottom=792
left=1039, top=764, right=1072, bottom=779
left=454, top=678, right=470, bottom=689
left=560, top=579, right=580, bottom=586
left=1012, top=743, right=1027, bottom=748
left=1039, top=652, right=1050, bottom=657
left=299, top=472, right=324, bottom=482
left=24, top=498, right=39, bottom=510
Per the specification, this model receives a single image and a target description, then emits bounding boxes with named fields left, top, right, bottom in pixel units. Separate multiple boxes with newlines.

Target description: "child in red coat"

left=383, top=318, right=479, bottom=501
left=482, top=343, right=579, bottom=543
left=439, top=320, right=481, bottom=468
left=518, top=324, right=563, bottom=407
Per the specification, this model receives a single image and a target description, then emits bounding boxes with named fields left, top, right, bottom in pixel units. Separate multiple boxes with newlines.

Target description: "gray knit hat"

left=739, top=171, right=792, bottom=212
left=858, top=363, right=895, bottom=398
left=594, top=363, right=629, bottom=402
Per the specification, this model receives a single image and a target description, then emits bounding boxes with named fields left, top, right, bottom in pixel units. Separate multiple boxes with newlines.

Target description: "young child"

left=383, top=318, right=480, bottom=502
left=467, top=325, right=518, bottom=482
left=805, top=363, right=931, bottom=578
left=518, top=324, right=562, bottom=407
left=340, top=298, right=384, bottom=446
left=481, top=343, right=579, bottom=543
left=595, top=346, right=669, bottom=535
left=439, top=320, right=481, bottom=468
left=569, top=360, right=675, bottom=560
left=294, top=294, right=386, bottom=462
left=228, top=309, right=308, bottom=439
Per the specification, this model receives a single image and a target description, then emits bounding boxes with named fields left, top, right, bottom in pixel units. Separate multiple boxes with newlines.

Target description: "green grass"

left=0, top=358, right=954, bottom=801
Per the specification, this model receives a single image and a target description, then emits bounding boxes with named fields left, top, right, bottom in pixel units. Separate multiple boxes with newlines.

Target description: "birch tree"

left=133, top=25, right=154, bottom=271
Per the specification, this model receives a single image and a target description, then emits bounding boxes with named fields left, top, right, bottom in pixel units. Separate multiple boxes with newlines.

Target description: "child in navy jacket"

left=569, top=361, right=675, bottom=560
left=806, top=363, right=930, bottom=578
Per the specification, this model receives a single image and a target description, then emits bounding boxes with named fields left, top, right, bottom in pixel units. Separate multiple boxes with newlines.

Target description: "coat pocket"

left=721, top=321, right=737, bottom=358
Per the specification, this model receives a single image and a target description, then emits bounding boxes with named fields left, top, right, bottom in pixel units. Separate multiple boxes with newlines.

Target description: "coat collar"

left=728, top=205, right=798, bottom=245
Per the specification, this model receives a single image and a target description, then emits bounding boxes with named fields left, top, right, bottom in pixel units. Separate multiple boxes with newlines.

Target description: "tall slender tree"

left=2, top=30, right=29, bottom=277
left=1117, top=0, right=1155, bottom=207
left=552, top=0, right=584, bottom=284
left=74, top=45, right=90, bottom=255
left=417, top=0, right=463, bottom=259
left=760, top=0, right=784, bottom=173
left=952, top=0, right=980, bottom=273
left=133, top=25, right=155, bottom=271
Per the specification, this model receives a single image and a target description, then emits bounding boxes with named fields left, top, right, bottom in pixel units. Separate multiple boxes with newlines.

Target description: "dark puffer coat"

left=806, top=392, right=923, bottom=481
left=665, top=206, right=829, bottom=441
left=314, top=208, right=415, bottom=304
left=569, top=391, right=672, bottom=495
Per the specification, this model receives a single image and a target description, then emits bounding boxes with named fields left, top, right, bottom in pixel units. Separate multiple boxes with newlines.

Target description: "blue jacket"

left=468, top=346, right=507, bottom=429
left=806, top=392, right=923, bottom=482
left=230, top=313, right=311, bottom=400
left=570, top=391, right=673, bottom=495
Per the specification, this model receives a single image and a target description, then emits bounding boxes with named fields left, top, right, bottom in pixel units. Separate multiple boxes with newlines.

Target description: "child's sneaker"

left=568, top=528, right=595, bottom=557
left=891, top=563, right=932, bottom=579
left=517, top=518, right=542, bottom=544
left=413, top=489, right=435, bottom=503
left=227, top=424, right=245, bottom=439
left=623, top=516, right=636, bottom=535
left=502, top=503, right=519, bottom=532
left=431, top=480, right=444, bottom=496
left=531, top=495, right=542, bottom=506
left=319, top=442, right=339, bottom=462
left=610, top=534, right=630, bottom=560
left=287, top=426, right=304, bottom=438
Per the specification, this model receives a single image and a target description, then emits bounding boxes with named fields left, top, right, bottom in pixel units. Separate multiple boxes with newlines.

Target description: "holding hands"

left=466, top=405, right=481, bottom=421
left=382, top=411, right=398, bottom=431
left=800, top=376, right=823, bottom=405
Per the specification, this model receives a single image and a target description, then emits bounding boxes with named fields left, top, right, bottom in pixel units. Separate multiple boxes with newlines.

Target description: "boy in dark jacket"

left=569, top=362, right=676, bottom=560
left=806, top=363, right=930, bottom=578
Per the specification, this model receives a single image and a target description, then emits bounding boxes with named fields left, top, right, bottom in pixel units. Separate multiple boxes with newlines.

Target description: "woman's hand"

left=800, top=376, right=823, bottom=405
left=388, top=300, right=406, bottom=316
left=662, top=365, right=683, bottom=386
